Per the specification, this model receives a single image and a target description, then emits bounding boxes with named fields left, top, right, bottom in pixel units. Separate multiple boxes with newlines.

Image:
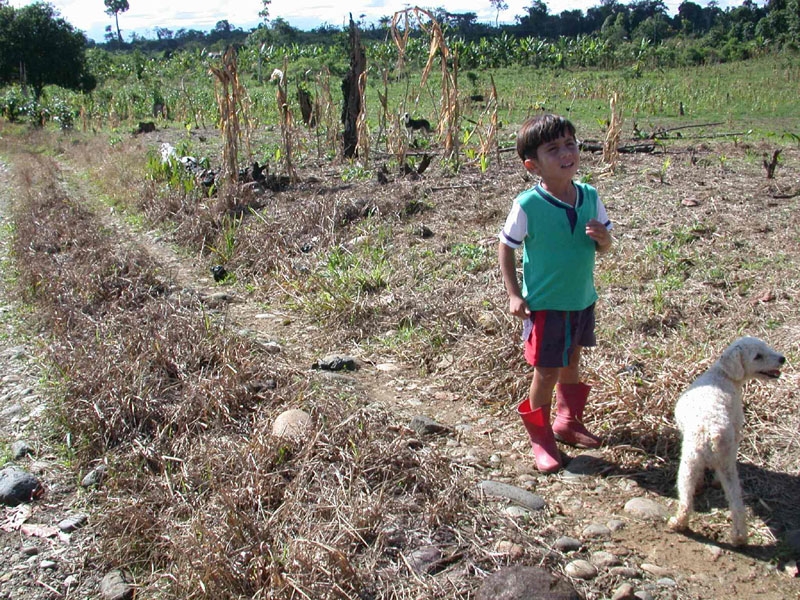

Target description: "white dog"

left=667, top=337, right=785, bottom=546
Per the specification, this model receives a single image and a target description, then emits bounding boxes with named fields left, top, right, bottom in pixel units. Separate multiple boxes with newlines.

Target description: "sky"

left=9, top=0, right=750, bottom=43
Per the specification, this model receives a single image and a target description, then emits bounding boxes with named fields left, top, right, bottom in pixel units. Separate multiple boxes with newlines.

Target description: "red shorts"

left=524, top=304, right=596, bottom=368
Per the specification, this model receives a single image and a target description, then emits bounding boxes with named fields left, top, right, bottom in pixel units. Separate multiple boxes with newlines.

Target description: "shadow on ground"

left=560, top=427, right=800, bottom=561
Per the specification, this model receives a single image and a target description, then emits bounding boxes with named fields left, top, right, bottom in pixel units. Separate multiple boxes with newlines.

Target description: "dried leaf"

left=20, top=523, right=59, bottom=539
left=1, top=504, right=32, bottom=532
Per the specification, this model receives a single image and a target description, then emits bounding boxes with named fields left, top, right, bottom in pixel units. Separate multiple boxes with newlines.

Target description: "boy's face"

left=524, top=133, right=580, bottom=184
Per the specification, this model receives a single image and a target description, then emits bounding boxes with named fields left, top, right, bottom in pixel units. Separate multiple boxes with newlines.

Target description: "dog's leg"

left=715, top=453, right=747, bottom=546
left=668, top=448, right=704, bottom=532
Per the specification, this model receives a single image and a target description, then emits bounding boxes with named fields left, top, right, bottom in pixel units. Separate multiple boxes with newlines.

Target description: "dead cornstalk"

left=271, top=58, right=298, bottom=183
left=477, top=75, right=500, bottom=169
left=315, top=68, right=337, bottom=160
left=603, top=92, right=622, bottom=171
left=210, top=47, right=253, bottom=197
left=391, top=7, right=460, bottom=163
left=356, top=71, right=370, bottom=163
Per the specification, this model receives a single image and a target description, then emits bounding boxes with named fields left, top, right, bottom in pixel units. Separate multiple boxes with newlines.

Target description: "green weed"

left=341, top=163, right=373, bottom=182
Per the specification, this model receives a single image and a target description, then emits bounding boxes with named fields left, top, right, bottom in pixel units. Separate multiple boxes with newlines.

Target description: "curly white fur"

left=667, top=337, right=785, bottom=546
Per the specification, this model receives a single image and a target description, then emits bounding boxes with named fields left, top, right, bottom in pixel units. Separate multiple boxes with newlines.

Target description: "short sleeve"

left=499, top=202, right=528, bottom=249
left=596, top=198, right=612, bottom=230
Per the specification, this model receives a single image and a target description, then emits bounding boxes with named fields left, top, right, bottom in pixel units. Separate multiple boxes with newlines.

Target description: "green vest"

left=518, top=182, right=599, bottom=311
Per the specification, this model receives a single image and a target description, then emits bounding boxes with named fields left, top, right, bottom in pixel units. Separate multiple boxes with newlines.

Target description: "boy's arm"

left=585, top=219, right=613, bottom=253
left=498, top=242, right=531, bottom=319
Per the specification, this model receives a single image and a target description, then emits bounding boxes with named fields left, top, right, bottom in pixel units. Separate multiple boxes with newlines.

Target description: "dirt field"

left=1, top=124, right=799, bottom=599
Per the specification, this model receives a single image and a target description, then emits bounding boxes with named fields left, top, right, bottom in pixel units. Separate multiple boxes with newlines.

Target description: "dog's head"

left=719, top=336, right=785, bottom=382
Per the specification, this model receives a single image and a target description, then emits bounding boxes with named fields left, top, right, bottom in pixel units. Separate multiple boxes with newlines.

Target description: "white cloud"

left=9, top=0, right=751, bottom=43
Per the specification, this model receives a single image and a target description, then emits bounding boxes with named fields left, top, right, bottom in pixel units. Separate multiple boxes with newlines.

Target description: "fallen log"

left=578, top=141, right=655, bottom=154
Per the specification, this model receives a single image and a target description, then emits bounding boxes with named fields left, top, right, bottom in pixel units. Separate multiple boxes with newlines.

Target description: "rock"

left=258, top=341, right=282, bottom=354
left=10, top=440, right=33, bottom=460
left=58, top=513, right=88, bottom=532
left=607, top=519, right=626, bottom=531
left=624, top=497, right=669, bottom=521
left=272, top=409, right=312, bottom=439
left=640, top=563, right=671, bottom=577
left=81, top=464, right=108, bottom=488
left=477, top=312, right=498, bottom=334
left=590, top=551, right=621, bottom=568
left=564, top=559, right=597, bottom=579
left=504, top=505, right=530, bottom=518
left=494, top=540, right=525, bottom=560
left=203, top=291, right=234, bottom=307
left=479, top=480, right=546, bottom=511
left=312, top=355, right=358, bottom=371
left=406, top=545, right=441, bottom=574
left=554, top=536, right=582, bottom=552
left=610, top=566, right=642, bottom=578
left=582, top=523, right=611, bottom=539
left=100, top=570, right=134, bottom=600
left=0, top=467, right=43, bottom=506
left=409, top=415, right=450, bottom=436
left=40, top=559, right=57, bottom=570
left=413, top=224, right=434, bottom=239
left=611, top=583, right=637, bottom=600
left=476, top=565, right=579, bottom=600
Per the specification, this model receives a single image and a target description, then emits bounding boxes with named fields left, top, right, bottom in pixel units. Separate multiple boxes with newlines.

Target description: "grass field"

left=1, top=53, right=799, bottom=598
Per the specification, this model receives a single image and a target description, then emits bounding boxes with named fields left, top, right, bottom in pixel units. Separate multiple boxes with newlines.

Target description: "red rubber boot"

left=552, top=383, right=602, bottom=449
left=518, top=399, right=562, bottom=473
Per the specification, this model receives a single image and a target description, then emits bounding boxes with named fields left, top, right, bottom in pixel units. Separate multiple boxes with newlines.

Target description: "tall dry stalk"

left=477, top=75, right=500, bottom=168
left=391, top=7, right=460, bottom=161
left=355, top=71, right=370, bottom=163
left=376, top=70, right=390, bottom=148
left=603, top=92, right=622, bottom=171
left=315, top=68, right=337, bottom=160
left=271, top=58, right=298, bottom=183
left=210, top=47, right=253, bottom=194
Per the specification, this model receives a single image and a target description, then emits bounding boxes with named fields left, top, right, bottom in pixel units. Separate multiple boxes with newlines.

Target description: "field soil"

left=1, top=124, right=799, bottom=599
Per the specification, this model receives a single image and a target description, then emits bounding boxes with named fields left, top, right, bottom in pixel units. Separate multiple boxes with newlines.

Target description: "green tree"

left=756, top=0, right=800, bottom=47
left=490, top=0, right=508, bottom=27
left=104, top=0, right=129, bottom=45
left=259, top=0, right=271, bottom=23
left=517, top=1, right=551, bottom=37
left=0, top=2, right=95, bottom=100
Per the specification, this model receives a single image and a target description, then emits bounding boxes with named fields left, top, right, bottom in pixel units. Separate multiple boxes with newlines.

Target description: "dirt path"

left=2, top=148, right=799, bottom=599
left=81, top=165, right=800, bottom=599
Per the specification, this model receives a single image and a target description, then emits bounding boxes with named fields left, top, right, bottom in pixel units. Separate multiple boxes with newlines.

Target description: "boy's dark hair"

left=516, top=114, right=577, bottom=161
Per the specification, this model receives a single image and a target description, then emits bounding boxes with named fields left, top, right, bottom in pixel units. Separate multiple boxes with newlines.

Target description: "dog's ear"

left=719, top=343, right=746, bottom=381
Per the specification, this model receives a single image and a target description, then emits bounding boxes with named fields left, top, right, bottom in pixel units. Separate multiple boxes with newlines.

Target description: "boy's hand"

left=585, top=219, right=612, bottom=252
left=508, top=295, right=531, bottom=320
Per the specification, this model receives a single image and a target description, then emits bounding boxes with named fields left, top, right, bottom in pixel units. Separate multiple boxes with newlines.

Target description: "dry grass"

left=5, top=118, right=800, bottom=597
left=5, top=134, right=560, bottom=599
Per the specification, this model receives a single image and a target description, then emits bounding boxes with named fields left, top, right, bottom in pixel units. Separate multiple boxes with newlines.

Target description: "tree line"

left=0, top=0, right=798, bottom=105
left=98, top=0, right=800, bottom=53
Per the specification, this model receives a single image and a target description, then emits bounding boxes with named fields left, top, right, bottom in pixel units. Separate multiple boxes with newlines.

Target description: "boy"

left=498, top=114, right=612, bottom=473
